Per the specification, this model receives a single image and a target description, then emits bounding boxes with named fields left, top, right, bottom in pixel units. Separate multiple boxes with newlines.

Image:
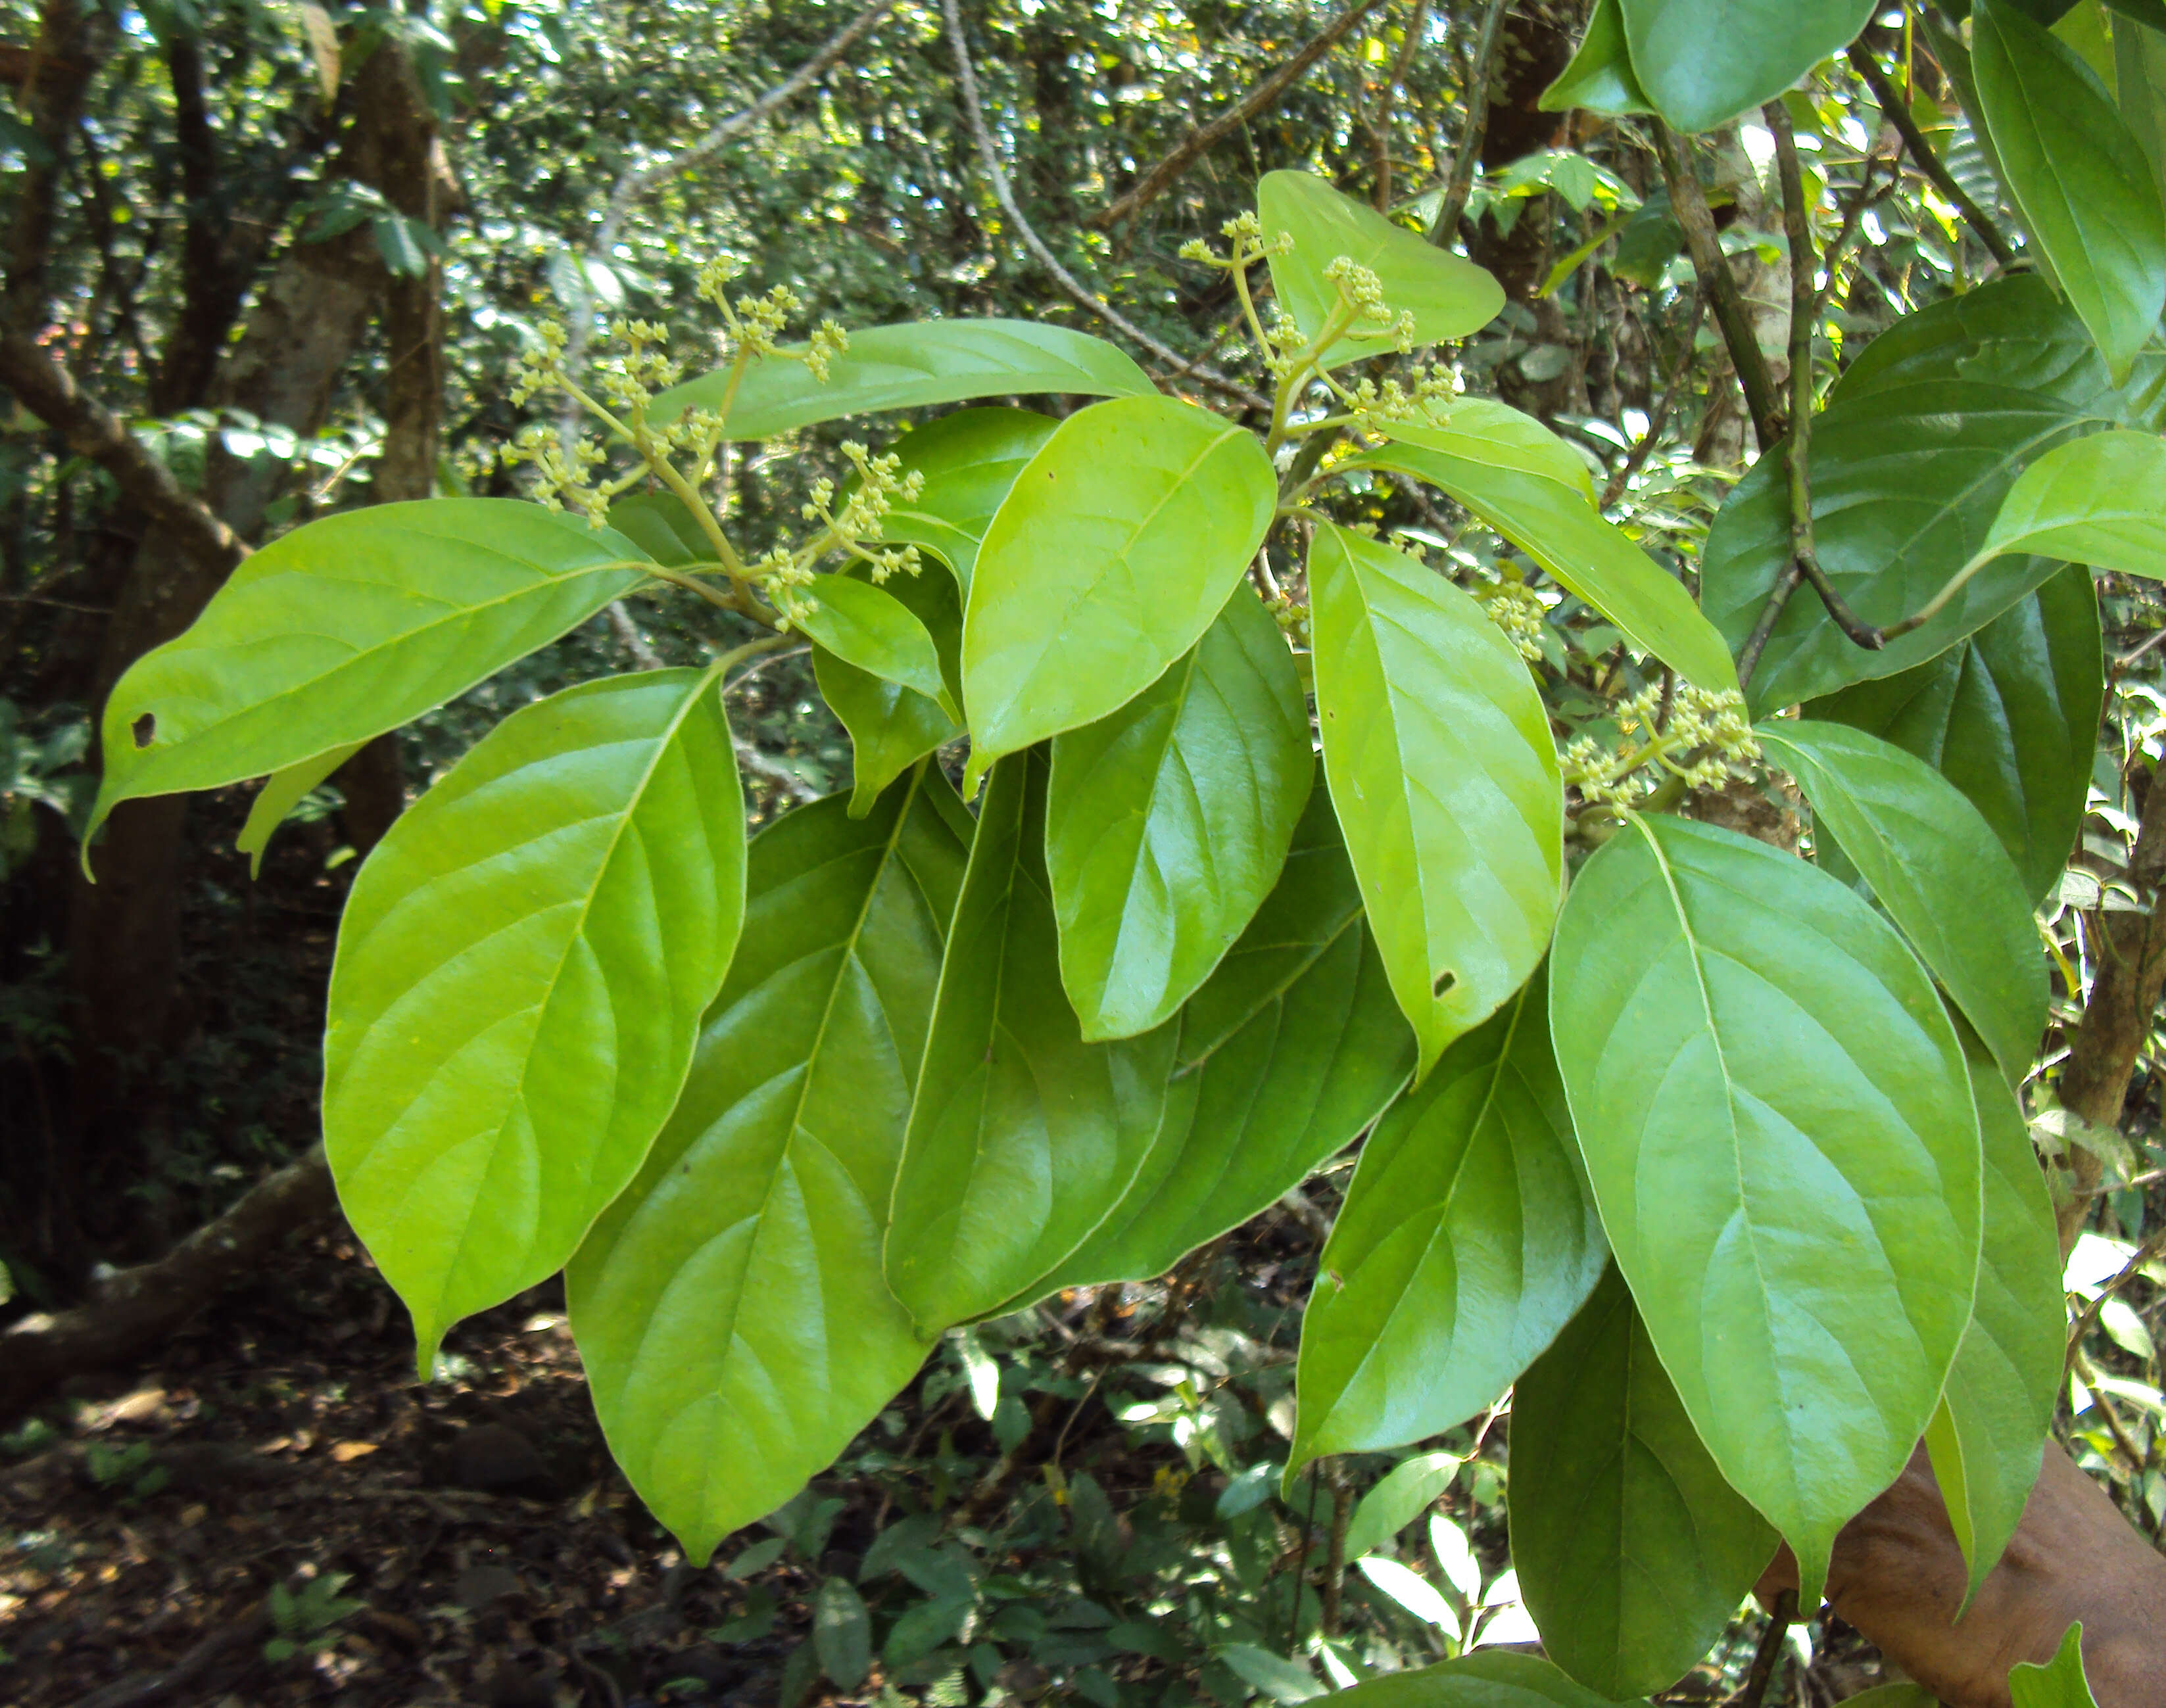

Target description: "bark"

left=3, top=0, right=111, bottom=335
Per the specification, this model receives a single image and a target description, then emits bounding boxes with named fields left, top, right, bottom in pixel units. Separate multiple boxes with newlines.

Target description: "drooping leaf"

left=1539, top=0, right=1654, bottom=115
left=961, top=396, right=1275, bottom=790
left=1257, top=171, right=1504, bottom=368
left=1293, top=968, right=1604, bottom=1468
left=816, top=564, right=967, bottom=817
left=1349, top=404, right=1737, bottom=692
left=1344, top=1452, right=1462, bottom=1560
left=1760, top=720, right=2046, bottom=1090
left=648, top=320, right=1153, bottom=439
left=235, top=740, right=364, bottom=878
left=884, top=751, right=1180, bottom=1333
left=1047, top=587, right=1312, bottom=1041
left=796, top=575, right=957, bottom=719
left=1925, top=1026, right=2065, bottom=1604
left=1016, top=775, right=1416, bottom=1302
left=1316, top=1652, right=1649, bottom=1708
left=1308, top=521, right=1563, bottom=1076
left=1973, top=0, right=2166, bottom=384
left=2008, top=1623, right=2102, bottom=1708
left=1510, top=1267, right=1779, bottom=1701
left=1973, top=429, right=2166, bottom=579
left=1549, top=813, right=1983, bottom=1608
left=877, top=406, right=1057, bottom=596
left=1618, top=0, right=1873, bottom=132
left=1802, top=567, right=2102, bottom=904
left=565, top=769, right=968, bottom=1565
left=88, top=501, right=653, bottom=845
left=327, top=669, right=748, bottom=1367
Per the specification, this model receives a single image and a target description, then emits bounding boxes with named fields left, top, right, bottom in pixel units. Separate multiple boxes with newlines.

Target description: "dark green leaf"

left=89, top=501, right=652, bottom=844
left=1293, top=968, right=1602, bottom=1466
left=1343, top=1452, right=1462, bottom=1559
left=328, top=669, right=747, bottom=1367
left=814, top=1578, right=872, bottom=1690
left=1309, top=521, right=1563, bottom=1076
left=1802, top=566, right=2101, bottom=904
left=1318, top=1652, right=1648, bottom=1708
left=2119, top=14, right=2166, bottom=209
left=1973, top=0, right=2166, bottom=383
left=1510, top=1267, right=1778, bottom=1700
left=1618, top=0, right=1873, bottom=131
left=1047, top=587, right=1312, bottom=1040
left=961, top=396, right=1275, bottom=789
left=885, top=752, right=1179, bottom=1332
left=1549, top=813, right=1982, bottom=1607
left=649, top=320, right=1154, bottom=439
left=1539, top=0, right=1654, bottom=115
left=878, top=407, right=1057, bottom=596
left=608, top=491, right=713, bottom=566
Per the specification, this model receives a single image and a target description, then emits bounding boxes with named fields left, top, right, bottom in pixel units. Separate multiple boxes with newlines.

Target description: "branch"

left=942, top=0, right=1270, bottom=412
left=0, top=331, right=248, bottom=571
left=1600, top=286, right=1706, bottom=509
left=1092, top=0, right=1391, bottom=229
left=1848, top=41, right=2017, bottom=269
left=1371, top=0, right=1428, bottom=212
left=1426, top=0, right=1510, bottom=246
left=1650, top=124, right=1784, bottom=454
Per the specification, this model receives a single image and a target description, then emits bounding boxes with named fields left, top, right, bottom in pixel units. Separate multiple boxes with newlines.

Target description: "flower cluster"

left=754, top=441, right=927, bottom=631
left=1321, top=256, right=1417, bottom=354
left=696, top=263, right=848, bottom=378
left=1562, top=682, right=1760, bottom=807
left=1476, top=579, right=1549, bottom=663
left=500, top=420, right=610, bottom=523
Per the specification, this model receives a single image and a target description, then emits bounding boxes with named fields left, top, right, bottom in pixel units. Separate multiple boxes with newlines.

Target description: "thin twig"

left=1287, top=1463, right=1324, bottom=1648
left=1426, top=0, right=1510, bottom=246
left=1651, top=124, right=1783, bottom=452
left=2072, top=1346, right=2149, bottom=1475
left=1094, top=0, right=1391, bottom=229
left=1372, top=0, right=1428, bottom=212
left=2067, top=1224, right=2166, bottom=1356
left=1848, top=41, right=2017, bottom=268
left=1600, top=287, right=1706, bottom=508
left=942, top=0, right=1270, bottom=412
left=1727, top=1590, right=1796, bottom=1707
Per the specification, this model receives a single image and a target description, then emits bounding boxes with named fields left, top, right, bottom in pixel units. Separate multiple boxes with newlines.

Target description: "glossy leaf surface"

left=1973, top=0, right=2166, bottom=383
left=816, top=564, right=966, bottom=817
left=885, top=753, right=1179, bottom=1332
left=1618, top=0, right=1873, bottom=132
left=1352, top=404, right=1736, bottom=691
left=1762, top=721, right=2046, bottom=1091
left=2008, top=1623, right=2103, bottom=1708
left=1549, top=814, right=1982, bottom=1606
left=1976, top=429, right=2166, bottom=579
left=648, top=320, right=1153, bottom=439
left=1803, top=567, right=2101, bottom=903
left=327, top=669, right=747, bottom=1366
left=236, top=740, right=364, bottom=878
left=1309, top=521, right=1562, bottom=1076
left=1539, top=0, right=1654, bottom=115
left=1926, top=1029, right=2065, bottom=1603
left=1021, top=776, right=1416, bottom=1301
left=878, top=407, right=1057, bottom=596
left=1257, top=171, right=1504, bottom=368
left=90, top=501, right=652, bottom=842
left=1047, top=587, right=1312, bottom=1040
left=1320, top=1653, right=1647, bottom=1708
left=567, top=770, right=968, bottom=1565
left=1511, top=1267, right=1778, bottom=1700
left=1293, top=970, right=1604, bottom=1468
left=796, top=575, right=957, bottom=719
left=961, top=396, right=1274, bottom=786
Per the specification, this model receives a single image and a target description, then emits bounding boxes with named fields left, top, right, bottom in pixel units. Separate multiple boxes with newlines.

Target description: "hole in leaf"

left=132, top=713, right=156, bottom=749
left=1432, top=968, right=1456, bottom=998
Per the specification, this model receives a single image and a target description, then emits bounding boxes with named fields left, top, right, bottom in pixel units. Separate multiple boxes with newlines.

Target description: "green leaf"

left=1539, top=0, right=1655, bottom=115
left=88, top=500, right=653, bottom=846
left=1925, top=1026, right=2065, bottom=1604
left=816, top=563, right=967, bottom=817
left=1973, top=0, right=2166, bottom=384
left=1355, top=1556, right=1460, bottom=1632
left=885, top=751, right=1180, bottom=1332
left=1549, top=813, right=1983, bottom=1609
left=1047, top=587, right=1312, bottom=1040
left=2119, top=14, right=2166, bottom=210
left=607, top=491, right=712, bottom=567
left=648, top=320, right=1154, bottom=440
left=1015, top=772, right=1416, bottom=1302
left=961, top=396, right=1275, bottom=790
left=1344, top=1452, right=1462, bottom=1559
left=1293, top=968, right=1604, bottom=1466
left=2008, top=1623, right=2102, bottom=1708
left=1802, top=566, right=2102, bottom=905
left=1309, top=521, right=1563, bottom=1076
left=1760, top=720, right=2046, bottom=1090
left=327, top=669, right=748, bottom=1368
left=566, top=769, right=967, bottom=1563
left=1618, top=0, right=1873, bottom=131
left=1510, top=1266, right=1779, bottom=1701
left=235, top=740, right=364, bottom=878
left=796, top=575, right=958, bottom=719
left=1975, top=429, right=2166, bottom=578
left=1318, top=1652, right=1648, bottom=1708
left=1218, top=1646, right=1326, bottom=1705
left=1829, top=1688, right=1937, bottom=1708
left=1257, top=172, right=1504, bottom=369
left=878, top=407, right=1058, bottom=596
left=1350, top=402, right=1737, bottom=692
left=814, top=1577, right=873, bottom=1690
